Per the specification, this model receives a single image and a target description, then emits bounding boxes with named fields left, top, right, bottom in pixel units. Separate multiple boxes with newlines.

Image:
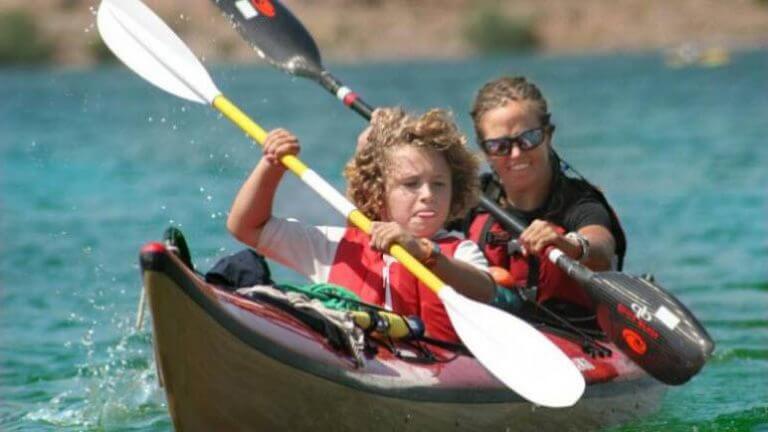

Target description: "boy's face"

left=383, top=146, right=452, bottom=238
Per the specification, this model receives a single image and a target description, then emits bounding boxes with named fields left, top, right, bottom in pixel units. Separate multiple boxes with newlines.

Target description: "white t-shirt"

left=256, top=217, right=489, bottom=285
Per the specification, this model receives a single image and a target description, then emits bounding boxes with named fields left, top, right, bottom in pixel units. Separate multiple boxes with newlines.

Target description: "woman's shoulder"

left=556, top=177, right=613, bottom=229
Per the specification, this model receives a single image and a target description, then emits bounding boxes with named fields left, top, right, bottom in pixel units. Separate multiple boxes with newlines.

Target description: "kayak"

left=139, top=234, right=665, bottom=432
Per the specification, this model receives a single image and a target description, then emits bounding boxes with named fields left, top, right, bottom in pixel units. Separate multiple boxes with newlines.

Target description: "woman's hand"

left=518, top=219, right=580, bottom=258
left=369, top=221, right=428, bottom=260
left=262, top=128, right=300, bottom=168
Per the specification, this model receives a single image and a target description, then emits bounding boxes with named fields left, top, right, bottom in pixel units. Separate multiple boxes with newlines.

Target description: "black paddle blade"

left=588, top=272, right=715, bottom=385
left=212, top=0, right=323, bottom=78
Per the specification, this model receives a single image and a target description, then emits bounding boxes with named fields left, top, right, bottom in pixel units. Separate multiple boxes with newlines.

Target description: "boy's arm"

left=226, top=158, right=286, bottom=248
left=227, top=129, right=298, bottom=248
left=429, top=243, right=495, bottom=303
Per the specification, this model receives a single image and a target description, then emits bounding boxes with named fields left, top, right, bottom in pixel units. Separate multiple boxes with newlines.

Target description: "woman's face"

left=476, top=101, right=552, bottom=195
left=383, top=145, right=452, bottom=238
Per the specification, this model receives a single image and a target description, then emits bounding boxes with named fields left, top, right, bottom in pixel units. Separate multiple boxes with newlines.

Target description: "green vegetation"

left=464, top=4, right=539, bottom=53
left=0, top=10, right=54, bottom=65
left=58, top=0, right=82, bottom=12
left=90, top=38, right=117, bottom=63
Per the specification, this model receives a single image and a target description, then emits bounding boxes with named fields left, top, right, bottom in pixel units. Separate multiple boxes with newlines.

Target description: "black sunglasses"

left=480, top=126, right=552, bottom=156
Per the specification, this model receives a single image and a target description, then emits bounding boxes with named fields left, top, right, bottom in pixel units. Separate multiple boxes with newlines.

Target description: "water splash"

left=23, top=317, right=167, bottom=430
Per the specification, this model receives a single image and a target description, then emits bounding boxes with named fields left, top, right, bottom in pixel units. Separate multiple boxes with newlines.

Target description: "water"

left=2, top=50, right=767, bottom=431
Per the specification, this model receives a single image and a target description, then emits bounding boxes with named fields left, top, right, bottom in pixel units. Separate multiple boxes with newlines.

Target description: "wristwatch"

left=565, top=231, right=590, bottom=262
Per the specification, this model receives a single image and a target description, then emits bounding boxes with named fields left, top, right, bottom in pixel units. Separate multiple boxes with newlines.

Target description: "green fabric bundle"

left=276, top=282, right=362, bottom=311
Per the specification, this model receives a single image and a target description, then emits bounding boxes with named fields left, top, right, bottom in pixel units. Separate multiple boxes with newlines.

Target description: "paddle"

left=213, top=0, right=373, bottom=118
left=97, top=0, right=585, bottom=408
left=211, top=0, right=715, bottom=385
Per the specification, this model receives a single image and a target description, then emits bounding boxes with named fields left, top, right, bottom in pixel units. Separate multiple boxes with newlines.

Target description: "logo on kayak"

left=234, top=0, right=276, bottom=19
left=622, top=328, right=647, bottom=355
left=631, top=302, right=653, bottom=322
left=617, top=303, right=659, bottom=340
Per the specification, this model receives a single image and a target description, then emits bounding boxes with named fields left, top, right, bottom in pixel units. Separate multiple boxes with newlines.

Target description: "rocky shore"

left=2, top=0, right=768, bottom=67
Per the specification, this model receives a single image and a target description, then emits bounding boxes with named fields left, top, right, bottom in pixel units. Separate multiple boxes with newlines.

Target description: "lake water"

left=1, top=49, right=767, bottom=431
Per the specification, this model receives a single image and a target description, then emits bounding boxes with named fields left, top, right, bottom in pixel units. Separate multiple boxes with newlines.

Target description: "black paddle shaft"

left=317, top=71, right=374, bottom=120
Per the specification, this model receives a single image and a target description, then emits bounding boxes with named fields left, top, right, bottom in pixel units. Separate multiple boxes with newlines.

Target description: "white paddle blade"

left=439, top=287, right=585, bottom=407
left=97, top=0, right=220, bottom=104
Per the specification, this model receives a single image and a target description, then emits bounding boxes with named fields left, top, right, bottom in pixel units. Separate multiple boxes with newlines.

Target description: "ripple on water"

left=723, top=280, right=768, bottom=292
left=711, top=347, right=768, bottom=363
left=706, top=318, right=768, bottom=330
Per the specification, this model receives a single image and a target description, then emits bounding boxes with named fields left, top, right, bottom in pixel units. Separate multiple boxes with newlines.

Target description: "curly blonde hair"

left=345, top=108, right=480, bottom=221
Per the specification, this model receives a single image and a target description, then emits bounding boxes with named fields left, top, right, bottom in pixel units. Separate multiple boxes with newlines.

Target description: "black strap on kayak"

left=525, top=300, right=612, bottom=358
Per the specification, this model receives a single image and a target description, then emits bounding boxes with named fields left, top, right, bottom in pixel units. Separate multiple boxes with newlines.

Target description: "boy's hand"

left=370, top=221, right=426, bottom=260
left=262, top=128, right=300, bottom=167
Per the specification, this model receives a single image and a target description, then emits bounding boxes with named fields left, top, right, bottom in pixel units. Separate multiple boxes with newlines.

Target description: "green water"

left=1, top=49, right=767, bottom=431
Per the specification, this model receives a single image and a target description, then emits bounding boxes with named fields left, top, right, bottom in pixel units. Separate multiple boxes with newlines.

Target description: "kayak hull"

left=141, top=242, right=664, bottom=431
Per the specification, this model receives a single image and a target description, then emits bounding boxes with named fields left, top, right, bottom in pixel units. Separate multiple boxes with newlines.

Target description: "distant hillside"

left=2, top=0, right=768, bottom=67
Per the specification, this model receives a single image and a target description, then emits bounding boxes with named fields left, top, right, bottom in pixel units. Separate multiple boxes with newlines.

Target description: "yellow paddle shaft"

left=211, top=95, right=446, bottom=294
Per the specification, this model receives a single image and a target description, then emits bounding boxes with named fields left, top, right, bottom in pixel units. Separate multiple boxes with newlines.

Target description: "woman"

left=463, top=76, right=626, bottom=310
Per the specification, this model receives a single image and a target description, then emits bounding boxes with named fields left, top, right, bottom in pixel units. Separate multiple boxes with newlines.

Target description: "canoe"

left=139, top=235, right=665, bottom=432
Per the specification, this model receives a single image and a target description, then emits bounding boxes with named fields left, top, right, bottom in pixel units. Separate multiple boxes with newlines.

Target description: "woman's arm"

left=575, top=224, right=615, bottom=271
left=226, top=129, right=299, bottom=248
left=518, top=220, right=616, bottom=271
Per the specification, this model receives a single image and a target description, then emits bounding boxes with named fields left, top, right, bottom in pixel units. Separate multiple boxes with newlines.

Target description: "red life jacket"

left=327, top=227, right=463, bottom=342
left=467, top=213, right=593, bottom=309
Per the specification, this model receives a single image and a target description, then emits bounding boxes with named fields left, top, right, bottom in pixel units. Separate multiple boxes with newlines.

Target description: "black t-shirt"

left=505, top=175, right=613, bottom=233
left=454, top=170, right=627, bottom=270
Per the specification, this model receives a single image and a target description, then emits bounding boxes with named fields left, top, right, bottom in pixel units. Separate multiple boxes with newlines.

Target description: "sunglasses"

left=480, top=126, right=551, bottom=156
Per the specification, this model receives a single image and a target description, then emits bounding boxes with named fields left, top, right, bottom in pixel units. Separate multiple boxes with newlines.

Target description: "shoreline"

left=1, top=0, right=767, bottom=68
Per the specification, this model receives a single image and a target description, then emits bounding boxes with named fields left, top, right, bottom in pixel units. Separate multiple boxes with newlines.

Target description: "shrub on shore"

left=0, top=10, right=54, bottom=65
left=464, top=4, right=539, bottom=53
left=90, top=38, right=117, bottom=64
